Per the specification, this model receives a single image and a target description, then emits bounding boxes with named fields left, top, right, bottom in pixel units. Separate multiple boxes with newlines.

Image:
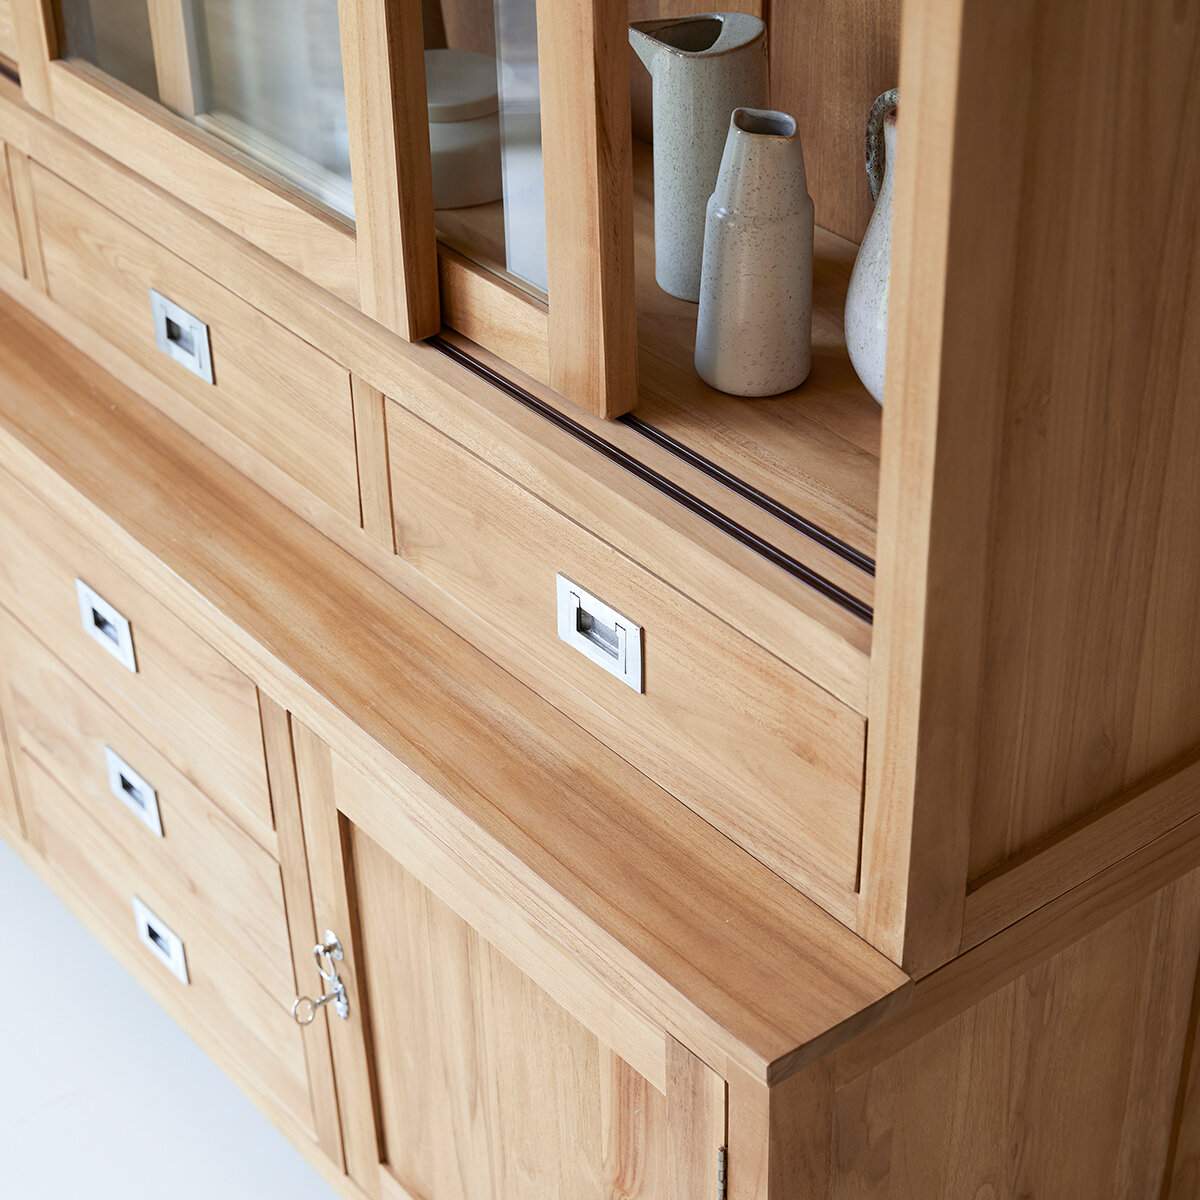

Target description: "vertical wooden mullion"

left=666, top=1037, right=727, bottom=1200
left=292, top=718, right=384, bottom=1199
left=857, top=0, right=976, bottom=976
left=338, top=0, right=439, bottom=341
left=726, top=1062, right=834, bottom=1200
left=259, top=694, right=345, bottom=1172
left=537, top=0, right=638, bottom=419
left=145, top=0, right=201, bottom=118
left=9, top=0, right=57, bottom=112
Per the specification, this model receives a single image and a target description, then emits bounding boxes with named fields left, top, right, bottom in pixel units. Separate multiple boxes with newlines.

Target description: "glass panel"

left=424, top=0, right=547, bottom=297
left=57, top=0, right=354, bottom=220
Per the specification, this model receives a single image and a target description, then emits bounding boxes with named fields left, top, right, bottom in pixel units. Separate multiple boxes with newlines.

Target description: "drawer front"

left=22, top=755, right=313, bottom=1135
left=387, top=403, right=865, bottom=909
left=4, top=625, right=293, bottom=1002
left=0, top=473, right=273, bottom=847
left=0, top=141, right=20, bottom=278
left=30, top=164, right=361, bottom=524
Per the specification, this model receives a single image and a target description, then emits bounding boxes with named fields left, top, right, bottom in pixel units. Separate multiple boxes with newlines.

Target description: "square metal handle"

left=75, top=579, right=137, bottom=673
left=556, top=575, right=643, bottom=693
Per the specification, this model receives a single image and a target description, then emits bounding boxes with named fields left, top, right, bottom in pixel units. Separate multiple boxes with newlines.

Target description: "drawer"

left=3, top=624, right=293, bottom=1003
left=21, top=754, right=313, bottom=1136
left=0, top=141, right=21, bottom=278
left=386, top=402, right=865, bottom=911
left=0, top=471, right=274, bottom=849
left=30, top=163, right=361, bottom=525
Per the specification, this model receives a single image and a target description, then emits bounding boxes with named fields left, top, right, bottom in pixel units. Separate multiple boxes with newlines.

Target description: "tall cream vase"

left=694, top=108, right=814, bottom=397
left=629, top=13, right=767, bottom=302
left=844, top=90, right=898, bottom=404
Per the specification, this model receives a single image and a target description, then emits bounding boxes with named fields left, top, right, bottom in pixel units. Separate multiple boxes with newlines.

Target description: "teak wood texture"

left=0, top=284, right=911, bottom=1089
left=387, top=400, right=865, bottom=918
left=0, top=140, right=22, bottom=274
left=352, top=824, right=670, bottom=1200
left=2, top=0, right=1200, bottom=1193
left=860, top=0, right=1200, bottom=973
left=31, top=163, right=363, bottom=525
left=0, top=0, right=1196, bottom=983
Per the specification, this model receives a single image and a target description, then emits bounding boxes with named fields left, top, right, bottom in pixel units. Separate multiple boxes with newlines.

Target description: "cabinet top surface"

left=0, top=289, right=909, bottom=1082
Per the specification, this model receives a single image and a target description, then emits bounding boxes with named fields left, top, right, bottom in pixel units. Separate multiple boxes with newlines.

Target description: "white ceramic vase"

left=694, top=108, right=814, bottom=397
left=629, top=13, right=767, bottom=302
left=425, top=49, right=504, bottom=210
left=844, top=90, right=898, bottom=405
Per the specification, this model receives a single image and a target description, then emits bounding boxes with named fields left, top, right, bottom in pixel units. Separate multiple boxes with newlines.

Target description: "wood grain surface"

left=22, top=754, right=316, bottom=1136
left=353, top=825, right=669, bottom=1200
left=0, top=284, right=910, bottom=1086
left=32, top=163, right=362, bottom=524
left=4, top=625, right=292, bottom=996
left=388, top=400, right=865, bottom=913
left=0, top=468, right=276, bottom=847
left=830, top=869, right=1200, bottom=1198
left=0, top=140, right=21, bottom=275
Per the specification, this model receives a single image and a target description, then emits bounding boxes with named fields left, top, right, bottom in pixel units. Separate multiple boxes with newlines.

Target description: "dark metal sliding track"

left=618, top=413, right=875, bottom=577
left=428, top=337, right=873, bottom=625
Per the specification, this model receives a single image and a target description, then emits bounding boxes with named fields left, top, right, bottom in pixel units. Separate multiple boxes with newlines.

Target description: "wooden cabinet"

left=11, top=0, right=435, bottom=336
left=0, top=0, right=1198, bottom=1196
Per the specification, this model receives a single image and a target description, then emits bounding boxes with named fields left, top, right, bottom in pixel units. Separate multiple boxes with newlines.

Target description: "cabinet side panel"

left=960, top=1, right=1200, bottom=879
left=864, top=0, right=1200, bottom=967
left=833, top=867, right=1200, bottom=1199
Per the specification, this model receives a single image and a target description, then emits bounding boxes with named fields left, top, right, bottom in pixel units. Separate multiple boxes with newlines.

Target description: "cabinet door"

left=289, top=717, right=731, bottom=1200
left=354, top=826, right=668, bottom=1200
left=10, top=0, right=437, bottom=336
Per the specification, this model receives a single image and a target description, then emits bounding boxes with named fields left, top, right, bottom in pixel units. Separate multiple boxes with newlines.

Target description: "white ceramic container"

left=694, top=108, right=814, bottom=397
left=629, top=13, right=767, bottom=302
left=425, top=49, right=504, bottom=210
left=845, top=90, right=898, bottom=404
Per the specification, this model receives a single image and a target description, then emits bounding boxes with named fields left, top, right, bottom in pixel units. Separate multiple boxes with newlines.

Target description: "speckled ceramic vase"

left=629, top=13, right=767, bottom=302
left=845, top=90, right=898, bottom=405
left=694, top=108, right=814, bottom=397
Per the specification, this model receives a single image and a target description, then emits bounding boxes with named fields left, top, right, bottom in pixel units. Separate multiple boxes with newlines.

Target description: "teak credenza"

left=1, top=1, right=1200, bottom=1196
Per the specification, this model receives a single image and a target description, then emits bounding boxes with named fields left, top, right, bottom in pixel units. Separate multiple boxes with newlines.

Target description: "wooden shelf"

left=433, top=139, right=880, bottom=576
left=631, top=138, right=881, bottom=564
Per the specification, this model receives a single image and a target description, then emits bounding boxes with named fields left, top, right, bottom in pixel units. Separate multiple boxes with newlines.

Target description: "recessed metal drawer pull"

left=150, top=289, right=214, bottom=384
left=555, top=574, right=644, bottom=693
left=132, top=896, right=189, bottom=984
left=103, top=746, right=164, bottom=837
left=75, top=579, right=137, bottom=673
left=292, top=931, right=349, bottom=1025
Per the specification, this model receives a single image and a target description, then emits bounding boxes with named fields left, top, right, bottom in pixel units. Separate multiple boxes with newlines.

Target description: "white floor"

left=0, top=834, right=339, bottom=1200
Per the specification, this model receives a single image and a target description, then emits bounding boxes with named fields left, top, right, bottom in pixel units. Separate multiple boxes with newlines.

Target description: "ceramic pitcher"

left=845, top=89, right=898, bottom=405
left=694, top=107, right=814, bottom=396
left=630, top=13, right=767, bottom=302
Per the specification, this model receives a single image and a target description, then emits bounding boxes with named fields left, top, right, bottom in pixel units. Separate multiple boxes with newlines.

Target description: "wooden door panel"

left=351, top=825, right=668, bottom=1200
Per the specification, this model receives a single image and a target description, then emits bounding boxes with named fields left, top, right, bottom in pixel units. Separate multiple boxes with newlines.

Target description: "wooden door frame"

left=10, top=0, right=637, bottom=417
left=413, top=0, right=639, bottom=420
left=7, top=0, right=439, bottom=337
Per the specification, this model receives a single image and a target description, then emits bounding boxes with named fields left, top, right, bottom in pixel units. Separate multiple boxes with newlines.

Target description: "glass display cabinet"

left=7, top=0, right=895, bottom=435
left=7, top=0, right=630, bottom=416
